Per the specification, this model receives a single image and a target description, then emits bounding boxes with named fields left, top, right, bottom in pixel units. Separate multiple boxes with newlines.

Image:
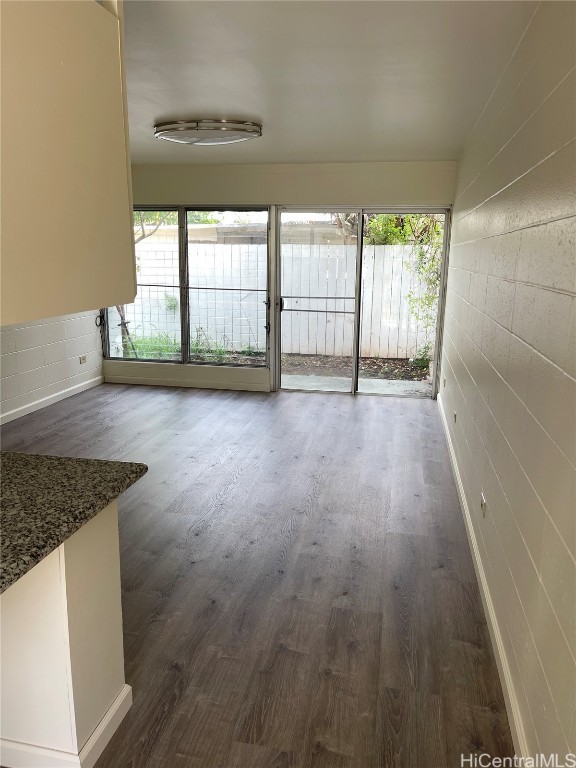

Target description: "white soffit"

left=125, top=0, right=538, bottom=165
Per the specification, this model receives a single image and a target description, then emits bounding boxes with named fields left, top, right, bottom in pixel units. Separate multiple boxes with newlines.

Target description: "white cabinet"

left=0, top=1, right=136, bottom=325
left=0, top=502, right=131, bottom=768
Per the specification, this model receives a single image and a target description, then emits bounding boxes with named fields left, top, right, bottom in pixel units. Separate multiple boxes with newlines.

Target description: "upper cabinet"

left=1, top=0, right=136, bottom=325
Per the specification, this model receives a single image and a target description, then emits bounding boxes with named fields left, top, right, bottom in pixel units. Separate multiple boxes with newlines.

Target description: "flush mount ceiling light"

left=154, top=119, right=262, bottom=146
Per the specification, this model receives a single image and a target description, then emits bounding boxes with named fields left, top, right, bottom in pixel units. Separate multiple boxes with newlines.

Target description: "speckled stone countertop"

left=0, top=452, right=148, bottom=593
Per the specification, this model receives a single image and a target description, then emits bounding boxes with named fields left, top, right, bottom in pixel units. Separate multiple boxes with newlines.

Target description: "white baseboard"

left=437, top=396, right=528, bottom=758
left=0, top=739, right=82, bottom=768
left=0, top=685, right=132, bottom=768
left=78, top=684, right=132, bottom=768
left=0, top=376, right=103, bottom=425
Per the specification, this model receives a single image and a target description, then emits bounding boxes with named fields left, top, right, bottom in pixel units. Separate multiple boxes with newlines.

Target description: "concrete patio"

left=281, top=373, right=432, bottom=396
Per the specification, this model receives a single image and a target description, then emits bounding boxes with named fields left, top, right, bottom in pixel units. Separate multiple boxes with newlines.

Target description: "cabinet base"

left=0, top=684, right=132, bottom=768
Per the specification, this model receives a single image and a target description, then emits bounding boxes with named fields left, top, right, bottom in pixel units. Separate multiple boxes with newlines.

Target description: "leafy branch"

left=364, top=213, right=444, bottom=362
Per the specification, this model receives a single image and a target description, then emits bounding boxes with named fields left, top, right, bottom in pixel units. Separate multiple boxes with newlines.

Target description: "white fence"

left=110, top=236, right=433, bottom=359
left=281, top=244, right=430, bottom=358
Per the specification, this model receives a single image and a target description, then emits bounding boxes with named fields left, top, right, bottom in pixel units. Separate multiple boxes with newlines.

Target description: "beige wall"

left=131, top=161, right=456, bottom=207
left=1, top=312, right=103, bottom=424
left=439, top=2, right=575, bottom=756
left=1, top=1, right=136, bottom=326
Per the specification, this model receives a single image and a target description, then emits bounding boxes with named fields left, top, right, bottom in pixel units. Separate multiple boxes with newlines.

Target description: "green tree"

left=133, top=210, right=176, bottom=244
left=364, top=214, right=410, bottom=245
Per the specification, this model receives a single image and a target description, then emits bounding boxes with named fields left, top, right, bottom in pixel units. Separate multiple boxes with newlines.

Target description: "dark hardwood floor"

left=0, top=385, right=514, bottom=767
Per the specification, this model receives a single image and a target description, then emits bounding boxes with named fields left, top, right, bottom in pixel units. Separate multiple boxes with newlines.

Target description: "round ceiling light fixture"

left=154, top=119, right=262, bottom=146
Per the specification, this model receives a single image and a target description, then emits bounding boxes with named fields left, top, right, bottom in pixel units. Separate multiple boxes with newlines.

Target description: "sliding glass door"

left=277, top=208, right=449, bottom=398
left=279, top=211, right=359, bottom=393
left=357, top=212, right=446, bottom=397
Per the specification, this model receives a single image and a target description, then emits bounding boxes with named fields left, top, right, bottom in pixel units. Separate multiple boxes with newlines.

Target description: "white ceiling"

left=125, top=0, right=537, bottom=165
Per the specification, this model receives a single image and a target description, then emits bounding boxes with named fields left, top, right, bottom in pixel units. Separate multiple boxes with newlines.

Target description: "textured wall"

left=1, top=312, right=103, bottom=424
left=439, top=2, right=575, bottom=756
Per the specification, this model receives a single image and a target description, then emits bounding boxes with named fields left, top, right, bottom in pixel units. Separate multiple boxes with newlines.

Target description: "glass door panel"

left=280, top=211, right=358, bottom=392
left=357, top=212, right=446, bottom=397
left=186, top=210, right=268, bottom=366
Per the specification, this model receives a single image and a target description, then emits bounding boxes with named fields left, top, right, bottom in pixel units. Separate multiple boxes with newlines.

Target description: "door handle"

left=279, top=297, right=285, bottom=312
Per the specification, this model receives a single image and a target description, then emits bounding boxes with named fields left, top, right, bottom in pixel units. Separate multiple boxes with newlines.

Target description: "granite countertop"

left=0, top=452, right=148, bottom=593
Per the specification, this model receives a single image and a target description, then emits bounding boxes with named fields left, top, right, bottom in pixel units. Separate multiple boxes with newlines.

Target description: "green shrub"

left=190, top=327, right=228, bottom=359
left=127, top=331, right=181, bottom=360
left=164, top=293, right=179, bottom=312
left=121, top=326, right=263, bottom=364
left=411, top=343, right=432, bottom=369
left=240, top=344, right=262, bottom=356
left=365, top=214, right=410, bottom=245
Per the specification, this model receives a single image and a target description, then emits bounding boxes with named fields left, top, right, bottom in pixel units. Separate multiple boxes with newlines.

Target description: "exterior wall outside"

left=131, top=161, right=457, bottom=208
left=0, top=312, right=103, bottom=424
left=439, top=2, right=575, bottom=757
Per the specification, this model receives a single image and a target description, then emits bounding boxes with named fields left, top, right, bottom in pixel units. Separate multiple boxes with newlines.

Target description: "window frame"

left=103, top=206, right=271, bottom=369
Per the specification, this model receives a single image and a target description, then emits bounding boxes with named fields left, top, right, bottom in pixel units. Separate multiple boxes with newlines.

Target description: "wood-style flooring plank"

left=300, top=608, right=381, bottom=768
left=225, top=742, right=299, bottom=768
left=380, top=533, right=441, bottom=695
left=234, top=643, right=314, bottom=752
left=376, top=687, right=447, bottom=768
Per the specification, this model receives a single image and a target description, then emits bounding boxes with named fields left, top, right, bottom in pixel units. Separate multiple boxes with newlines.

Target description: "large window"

left=187, top=210, right=268, bottom=365
left=105, top=209, right=268, bottom=367
left=107, top=210, right=181, bottom=361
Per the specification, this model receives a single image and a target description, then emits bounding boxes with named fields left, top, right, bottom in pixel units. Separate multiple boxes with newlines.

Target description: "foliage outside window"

left=364, top=213, right=444, bottom=365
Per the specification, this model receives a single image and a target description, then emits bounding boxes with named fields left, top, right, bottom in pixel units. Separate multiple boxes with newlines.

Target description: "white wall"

left=1, top=312, right=103, bottom=425
left=131, top=161, right=456, bottom=207
left=439, top=2, right=575, bottom=757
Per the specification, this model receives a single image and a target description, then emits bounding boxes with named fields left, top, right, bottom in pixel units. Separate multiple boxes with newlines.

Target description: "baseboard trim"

left=0, top=376, right=103, bottom=425
left=0, top=739, right=82, bottom=768
left=0, top=685, right=132, bottom=768
left=437, top=395, right=528, bottom=758
left=78, top=684, right=132, bottom=768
